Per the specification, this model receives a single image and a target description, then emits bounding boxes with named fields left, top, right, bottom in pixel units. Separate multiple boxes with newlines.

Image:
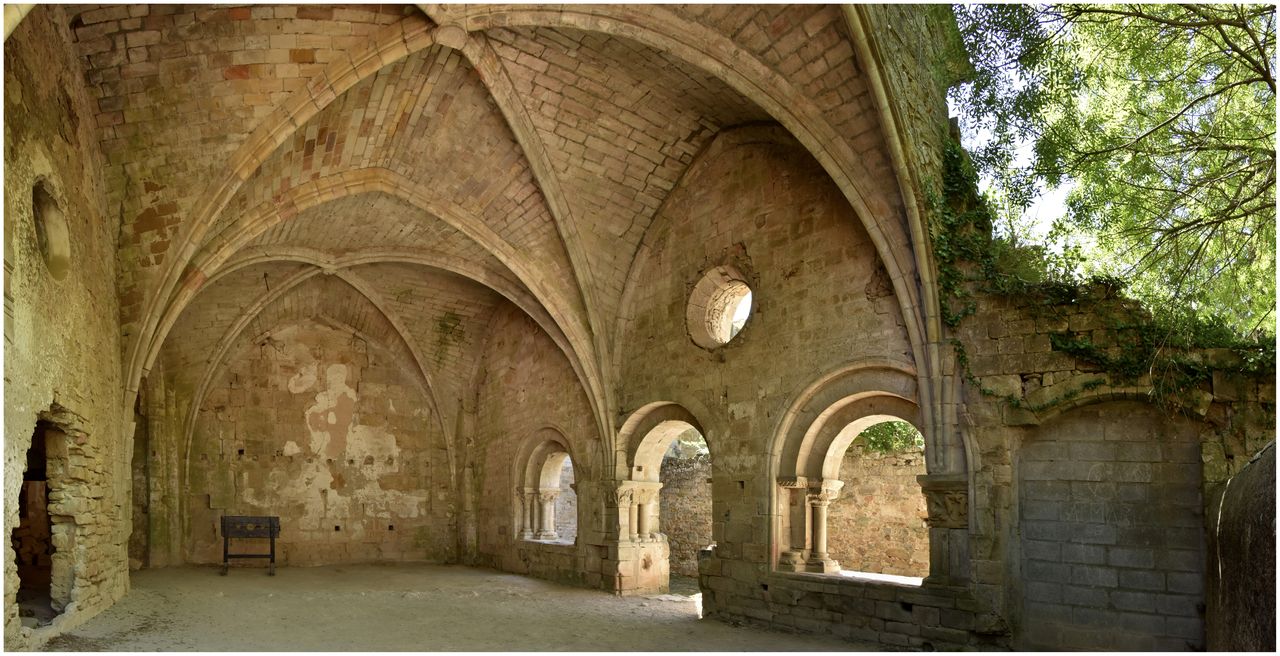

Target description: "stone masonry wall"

left=615, top=126, right=950, bottom=646
left=185, top=321, right=456, bottom=566
left=827, top=445, right=929, bottom=577
left=1018, top=402, right=1206, bottom=651
left=4, top=6, right=131, bottom=650
left=659, top=453, right=713, bottom=577
left=473, top=304, right=603, bottom=587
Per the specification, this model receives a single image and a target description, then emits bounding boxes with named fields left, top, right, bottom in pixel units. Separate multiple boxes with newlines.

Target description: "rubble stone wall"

left=3, top=6, right=129, bottom=649
left=826, top=446, right=929, bottom=577
left=658, top=453, right=713, bottom=577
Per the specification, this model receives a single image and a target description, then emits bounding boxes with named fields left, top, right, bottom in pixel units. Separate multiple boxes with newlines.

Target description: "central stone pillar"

left=918, top=473, right=969, bottom=584
left=536, top=489, right=560, bottom=540
left=805, top=480, right=843, bottom=573
left=518, top=487, right=537, bottom=539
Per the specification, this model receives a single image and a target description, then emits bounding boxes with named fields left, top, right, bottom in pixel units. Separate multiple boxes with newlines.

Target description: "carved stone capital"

left=537, top=490, right=560, bottom=504
left=610, top=487, right=634, bottom=506
left=777, top=476, right=809, bottom=489
left=918, top=474, right=968, bottom=529
left=804, top=479, right=843, bottom=505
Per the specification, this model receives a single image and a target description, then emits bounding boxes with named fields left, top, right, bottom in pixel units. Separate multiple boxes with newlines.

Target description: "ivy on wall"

left=927, top=137, right=1275, bottom=414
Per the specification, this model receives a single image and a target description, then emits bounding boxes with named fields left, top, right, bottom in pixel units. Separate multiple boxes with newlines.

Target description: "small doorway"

left=11, top=422, right=58, bottom=626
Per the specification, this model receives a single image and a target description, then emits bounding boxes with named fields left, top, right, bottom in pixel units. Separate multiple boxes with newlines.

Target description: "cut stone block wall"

left=827, top=446, right=928, bottom=577
left=185, top=321, right=456, bottom=565
left=659, top=453, right=713, bottom=577
left=473, top=304, right=602, bottom=588
left=1017, top=401, right=1206, bottom=651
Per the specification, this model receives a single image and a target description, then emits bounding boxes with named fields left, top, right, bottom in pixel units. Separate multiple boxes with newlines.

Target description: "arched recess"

left=769, top=360, right=965, bottom=582
left=512, top=427, right=579, bottom=543
left=1015, top=399, right=1207, bottom=650
left=155, top=267, right=451, bottom=563
left=180, top=312, right=454, bottom=566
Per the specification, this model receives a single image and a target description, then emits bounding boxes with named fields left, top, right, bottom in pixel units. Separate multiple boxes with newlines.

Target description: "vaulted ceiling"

left=56, top=4, right=920, bottom=444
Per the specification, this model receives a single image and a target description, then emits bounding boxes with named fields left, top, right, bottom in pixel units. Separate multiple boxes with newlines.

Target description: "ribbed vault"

left=57, top=3, right=935, bottom=472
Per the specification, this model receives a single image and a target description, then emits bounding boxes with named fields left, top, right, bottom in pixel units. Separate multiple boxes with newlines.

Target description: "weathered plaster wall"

left=3, top=5, right=128, bottom=649
left=182, top=321, right=455, bottom=566
left=473, top=304, right=603, bottom=587
left=826, top=445, right=928, bottom=577
left=658, top=453, right=713, bottom=577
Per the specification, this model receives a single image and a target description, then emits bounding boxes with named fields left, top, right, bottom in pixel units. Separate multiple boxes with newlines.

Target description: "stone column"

left=518, top=487, right=537, bottom=539
left=627, top=497, right=640, bottom=542
left=536, top=489, right=559, bottom=540
left=805, top=480, right=843, bottom=574
left=629, top=482, right=662, bottom=541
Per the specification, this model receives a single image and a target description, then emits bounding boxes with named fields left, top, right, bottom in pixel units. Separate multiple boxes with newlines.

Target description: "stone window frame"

left=511, top=428, right=578, bottom=545
left=685, top=265, right=752, bottom=349
left=768, top=361, right=971, bottom=586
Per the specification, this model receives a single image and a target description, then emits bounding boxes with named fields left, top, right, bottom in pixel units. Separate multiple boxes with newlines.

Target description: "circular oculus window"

left=687, top=266, right=753, bottom=349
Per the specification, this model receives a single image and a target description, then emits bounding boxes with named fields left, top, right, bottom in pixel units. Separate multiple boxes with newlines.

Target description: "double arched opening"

left=617, top=403, right=714, bottom=594
left=772, top=362, right=964, bottom=585
left=513, top=429, right=579, bottom=544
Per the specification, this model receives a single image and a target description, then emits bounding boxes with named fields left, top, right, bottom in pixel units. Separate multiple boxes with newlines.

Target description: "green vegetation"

left=949, top=4, right=1275, bottom=336
left=858, top=421, right=925, bottom=454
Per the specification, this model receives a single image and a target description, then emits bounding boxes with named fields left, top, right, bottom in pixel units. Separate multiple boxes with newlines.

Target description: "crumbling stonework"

left=4, top=4, right=1274, bottom=652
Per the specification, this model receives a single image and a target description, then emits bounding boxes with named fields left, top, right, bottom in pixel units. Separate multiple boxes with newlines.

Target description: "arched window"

left=513, top=431, right=577, bottom=544
left=771, top=363, right=950, bottom=585
left=616, top=402, right=713, bottom=594
left=826, top=419, right=929, bottom=584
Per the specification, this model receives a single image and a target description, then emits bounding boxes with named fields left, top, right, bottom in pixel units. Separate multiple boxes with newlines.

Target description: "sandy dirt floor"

left=41, top=564, right=877, bottom=651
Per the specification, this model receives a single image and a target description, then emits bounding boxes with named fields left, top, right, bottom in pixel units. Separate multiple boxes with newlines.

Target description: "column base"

left=778, top=550, right=807, bottom=571
left=535, top=531, right=559, bottom=541
left=804, top=557, right=840, bottom=574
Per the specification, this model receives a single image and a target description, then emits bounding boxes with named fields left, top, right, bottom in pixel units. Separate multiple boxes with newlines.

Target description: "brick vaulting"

left=4, top=4, right=1274, bottom=652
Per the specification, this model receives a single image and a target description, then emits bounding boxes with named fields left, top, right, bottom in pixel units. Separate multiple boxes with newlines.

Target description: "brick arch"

left=1027, top=379, right=1162, bottom=424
